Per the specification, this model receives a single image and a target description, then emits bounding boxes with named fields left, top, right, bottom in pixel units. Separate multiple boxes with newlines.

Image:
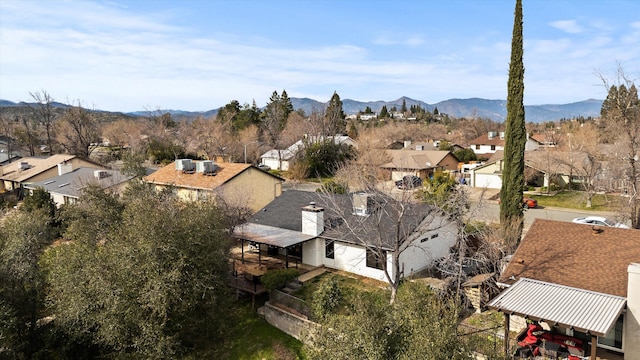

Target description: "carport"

left=488, top=278, right=626, bottom=359
left=234, top=222, right=315, bottom=268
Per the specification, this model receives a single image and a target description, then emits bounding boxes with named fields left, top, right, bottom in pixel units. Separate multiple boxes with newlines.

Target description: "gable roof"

left=261, top=135, right=357, bottom=160
left=143, top=161, right=281, bottom=190
left=0, top=154, right=76, bottom=183
left=499, top=219, right=640, bottom=297
left=469, top=132, right=505, bottom=146
left=381, top=150, right=452, bottom=170
left=24, top=168, right=133, bottom=198
left=244, top=190, right=440, bottom=250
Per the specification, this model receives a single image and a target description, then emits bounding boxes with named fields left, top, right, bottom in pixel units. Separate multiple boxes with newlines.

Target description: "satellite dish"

left=426, top=162, right=431, bottom=167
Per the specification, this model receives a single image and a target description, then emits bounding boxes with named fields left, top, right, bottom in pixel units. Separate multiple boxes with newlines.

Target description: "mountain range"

left=0, top=97, right=603, bottom=123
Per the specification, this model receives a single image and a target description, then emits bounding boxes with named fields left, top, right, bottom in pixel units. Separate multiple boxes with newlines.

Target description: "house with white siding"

left=233, top=190, right=458, bottom=283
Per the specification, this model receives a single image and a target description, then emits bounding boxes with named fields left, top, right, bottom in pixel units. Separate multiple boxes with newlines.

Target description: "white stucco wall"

left=625, top=263, right=640, bottom=359
left=399, top=221, right=458, bottom=277
left=302, top=239, right=323, bottom=267
left=321, top=241, right=391, bottom=282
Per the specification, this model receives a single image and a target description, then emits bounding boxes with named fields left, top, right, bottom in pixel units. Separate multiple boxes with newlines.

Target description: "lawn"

left=528, top=190, right=623, bottom=212
left=206, top=297, right=306, bottom=360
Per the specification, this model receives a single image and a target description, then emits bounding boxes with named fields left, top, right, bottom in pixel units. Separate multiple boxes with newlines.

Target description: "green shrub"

left=261, top=268, right=300, bottom=291
left=311, top=276, right=342, bottom=321
left=316, top=180, right=347, bottom=194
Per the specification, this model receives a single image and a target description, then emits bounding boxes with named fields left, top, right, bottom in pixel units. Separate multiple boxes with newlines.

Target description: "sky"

left=1, top=0, right=639, bottom=113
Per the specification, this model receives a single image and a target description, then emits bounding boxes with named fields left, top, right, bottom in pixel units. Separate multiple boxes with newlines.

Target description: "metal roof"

left=488, top=278, right=626, bottom=337
left=233, top=222, right=316, bottom=248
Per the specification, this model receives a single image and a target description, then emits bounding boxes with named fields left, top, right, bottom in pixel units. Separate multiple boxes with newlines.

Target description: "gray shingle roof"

left=247, top=190, right=443, bottom=250
left=25, top=168, right=133, bottom=198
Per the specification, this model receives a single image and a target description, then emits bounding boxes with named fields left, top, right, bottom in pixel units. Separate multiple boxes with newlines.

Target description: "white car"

left=572, top=216, right=630, bottom=229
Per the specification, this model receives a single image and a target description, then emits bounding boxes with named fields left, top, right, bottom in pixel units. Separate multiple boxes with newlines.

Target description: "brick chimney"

left=302, top=202, right=324, bottom=236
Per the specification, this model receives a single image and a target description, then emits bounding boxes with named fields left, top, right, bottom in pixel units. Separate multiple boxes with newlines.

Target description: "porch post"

left=504, top=313, right=510, bottom=356
left=285, top=247, right=289, bottom=268
left=258, top=245, right=262, bottom=265
left=241, top=239, right=245, bottom=263
left=590, top=334, right=597, bottom=360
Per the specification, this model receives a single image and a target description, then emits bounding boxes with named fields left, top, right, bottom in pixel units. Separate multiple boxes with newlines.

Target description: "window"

left=325, top=240, right=334, bottom=259
left=475, top=145, right=480, bottom=150
left=491, top=145, right=496, bottom=151
left=598, top=314, right=623, bottom=350
left=366, top=248, right=385, bottom=270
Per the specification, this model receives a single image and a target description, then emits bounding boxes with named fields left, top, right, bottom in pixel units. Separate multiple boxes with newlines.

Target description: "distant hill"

left=291, top=96, right=601, bottom=122
left=0, top=97, right=603, bottom=123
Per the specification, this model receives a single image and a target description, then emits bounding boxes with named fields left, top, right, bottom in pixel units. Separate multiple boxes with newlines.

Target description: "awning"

left=233, top=222, right=316, bottom=248
left=488, top=278, right=626, bottom=336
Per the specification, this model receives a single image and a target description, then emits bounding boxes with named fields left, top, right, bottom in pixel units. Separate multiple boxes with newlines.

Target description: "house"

left=143, top=159, right=284, bottom=212
left=530, top=133, right=559, bottom=148
left=469, top=150, right=595, bottom=190
left=469, top=131, right=505, bottom=157
left=386, top=140, right=465, bottom=152
left=470, top=132, right=541, bottom=158
left=380, top=149, right=459, bottom=181
left=0, top=154, right=104, bottom=196
left=488, top=219, right=640, bottom=359
left=24, top=167, right=133, bottom=207
left=260, top=135, right=357, bottom=171
left=233, top=190, right=458, bottom=283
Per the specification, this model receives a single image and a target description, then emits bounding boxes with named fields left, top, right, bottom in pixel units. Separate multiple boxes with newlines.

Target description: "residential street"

left=464, top=187, right=630, bottom=233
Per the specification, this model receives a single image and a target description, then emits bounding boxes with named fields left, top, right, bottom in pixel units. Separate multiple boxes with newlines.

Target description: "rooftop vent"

left=176, top=159, right=195, bottom=172
left=94, top=170, right=109, bottom=179
left=353, top=192, right=370, bottom=216
left=20, top=161, right=30, bottom=170
left=196, top=160, right=217, bottom=175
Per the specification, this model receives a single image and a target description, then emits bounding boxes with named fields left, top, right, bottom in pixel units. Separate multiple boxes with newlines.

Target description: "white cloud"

left=550, top=20, right=584, bottom=34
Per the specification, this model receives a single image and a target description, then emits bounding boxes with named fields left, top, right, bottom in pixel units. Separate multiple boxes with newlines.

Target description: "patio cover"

left=234, top=222, right=316, bottom=248
left=488, top=278, right=626, bottom=337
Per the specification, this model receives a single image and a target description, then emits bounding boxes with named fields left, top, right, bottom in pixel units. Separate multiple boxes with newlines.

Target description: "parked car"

left=497, top=196, right=538, bottom=209
left=257, top=164, right=271, bottom=171
left=572, top=216, right=630, bottom=229
left=395, top=175, right=423, bottom=190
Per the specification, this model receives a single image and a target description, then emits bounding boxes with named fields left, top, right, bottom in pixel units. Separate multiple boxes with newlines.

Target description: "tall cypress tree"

left=500, top=0, right=526, bottom=250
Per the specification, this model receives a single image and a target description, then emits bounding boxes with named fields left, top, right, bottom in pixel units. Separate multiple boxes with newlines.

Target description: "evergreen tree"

left=499, top=0, right=526, bottom=250
left=401, top=98, right=407, bottom=113
left=325, top=91, right=345, bottom=135
left=262, top=91, right=289, bottom=146
left=379, top=105, right=389, bottom=119
left=280, top=89, right=294, bottom=119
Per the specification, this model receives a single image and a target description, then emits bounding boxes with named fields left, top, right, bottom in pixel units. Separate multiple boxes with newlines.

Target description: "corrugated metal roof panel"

left=488, top=278, right=626, bottom=336
left=233, top=222, right=316, bottom=248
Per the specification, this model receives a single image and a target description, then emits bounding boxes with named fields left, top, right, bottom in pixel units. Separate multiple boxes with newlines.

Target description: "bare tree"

left=57, top=102, right=100, bottom=159
left=599, top=66, right=640, bottom=227
left=28, top=90, right=57, bottom=154
left=319, top=163, right=462, bottom=304
left=15, top=114, right=39, bottom=156
left=0, top=115, right=17, bottom=159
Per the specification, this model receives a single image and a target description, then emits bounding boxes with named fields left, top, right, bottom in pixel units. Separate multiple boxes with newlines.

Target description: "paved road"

left=467, top=198, right=630, bottom=233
